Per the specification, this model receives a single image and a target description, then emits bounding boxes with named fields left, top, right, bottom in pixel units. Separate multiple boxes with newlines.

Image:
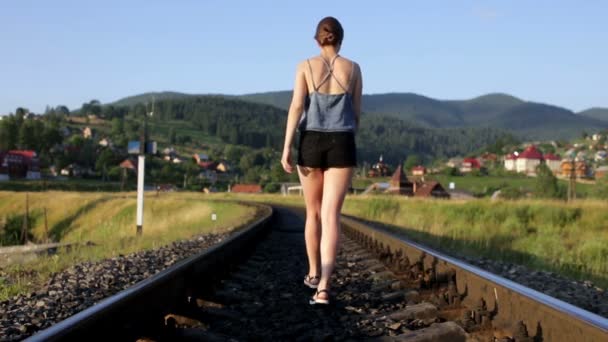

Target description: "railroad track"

left=24, top=205, right=608, bottom=341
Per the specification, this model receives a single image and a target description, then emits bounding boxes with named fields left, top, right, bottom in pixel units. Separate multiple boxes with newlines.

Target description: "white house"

left=516, top=145, right=543, bottom=175
left=544, top=153, right=562, bottom=174
left=504, top=153, right=517, bottom=171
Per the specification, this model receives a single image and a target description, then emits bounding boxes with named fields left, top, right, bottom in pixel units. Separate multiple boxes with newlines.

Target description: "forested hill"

left=236, top=91, right=608, bottom=140
left=578, top=108, right=608, bottom=123
left=106, top=94, right=513, bottom=164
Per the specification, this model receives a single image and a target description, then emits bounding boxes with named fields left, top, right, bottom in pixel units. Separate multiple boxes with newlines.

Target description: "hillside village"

left=3, top=113, right=608, bottom=199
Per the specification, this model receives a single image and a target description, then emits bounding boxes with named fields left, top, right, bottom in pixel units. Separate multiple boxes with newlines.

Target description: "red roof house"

left=518, top=145, right=543, bottom=160
left=230, top=184, right=262, bottom=193
left=4, top=150, right=40, bottom=179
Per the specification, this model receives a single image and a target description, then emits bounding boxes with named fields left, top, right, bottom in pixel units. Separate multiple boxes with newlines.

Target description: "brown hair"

left=314, top=17, right=344, bottom=46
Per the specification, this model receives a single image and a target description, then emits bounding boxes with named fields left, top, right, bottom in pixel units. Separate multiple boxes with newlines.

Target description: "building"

left=2, top=150, right=41, bottom=179
left=368, top=155, right=390, bottom=177
left=411, top=165, right=426, bottom=176
left=386, top=165, right=413, bottom=195
left=516, top=145, right=543, bottom=175
left=460, top=157, right=481, bottom=173
left=595, top=150, right=607, bottom=162
left=98, top=138, right=113, bottom=147
left=446, top=157, right=463, bottom=169
left=82, top=127, right=93, bottom=139
left=595, top=166, right=608, bottom=180
left=230, top=184, right=262, bottom=194
left=193, top=153, right=209, bottom=164
left=504, top=153, right=517, bottom=171
left=413, top=181, right=450, bottom=199
left=561, top=160, right=588, bottom=178
left=543, top=153, right=562, bottom=174
left=0, top=151, right=8, bottom=181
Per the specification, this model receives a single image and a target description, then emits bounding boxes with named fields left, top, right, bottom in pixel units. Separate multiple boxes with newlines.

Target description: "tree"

left=534, top=163, right=559, bottom=199
left=55, top=105, right=70, bottom=117
left=0, top=116, right=19, bottom=150
left=169, top=127, right=177, bottom=144
left=18, top=121, right=36, bottom=149
left=404, top=154, right=421, bottom=171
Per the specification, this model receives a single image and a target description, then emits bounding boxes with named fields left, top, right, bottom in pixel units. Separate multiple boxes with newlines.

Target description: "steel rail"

left=341, top=215, right=608, bottom=342
left=25, top=204, right=273, bottom=342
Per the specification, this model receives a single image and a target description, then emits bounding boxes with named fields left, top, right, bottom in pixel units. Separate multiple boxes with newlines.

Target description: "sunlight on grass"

left=0, top=191, right=263, bottom=300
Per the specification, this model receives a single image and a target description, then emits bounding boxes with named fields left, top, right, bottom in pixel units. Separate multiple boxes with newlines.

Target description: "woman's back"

left=305, top=55, right=356, bottom=95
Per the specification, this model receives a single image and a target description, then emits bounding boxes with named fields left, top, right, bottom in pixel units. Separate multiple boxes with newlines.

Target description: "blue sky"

left=1, top=0, right=606, bottom=114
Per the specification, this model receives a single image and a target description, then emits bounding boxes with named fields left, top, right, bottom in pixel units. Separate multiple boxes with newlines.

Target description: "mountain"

left=109, top=91, right=608, bottom=140
left=111, top=91, right=193, bottom=107
left=578, top=108, right=608, bottom=122
left=236, top=91, right=607, bottom=140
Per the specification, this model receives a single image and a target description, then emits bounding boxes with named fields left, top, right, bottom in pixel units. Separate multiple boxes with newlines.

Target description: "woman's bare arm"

left=281, top=62, right=308, bottom=172
left=352, top=63, right=363, bottom=128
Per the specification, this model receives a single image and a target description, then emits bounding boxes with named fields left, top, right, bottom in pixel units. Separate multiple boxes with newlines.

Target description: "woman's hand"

left=281, top=149, right=294, bottom=173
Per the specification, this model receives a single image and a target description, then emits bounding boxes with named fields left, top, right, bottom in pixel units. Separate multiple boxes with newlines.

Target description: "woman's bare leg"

left=317, top=167, right=353, bottom=299
left=297, top=166, right=324, bottom=279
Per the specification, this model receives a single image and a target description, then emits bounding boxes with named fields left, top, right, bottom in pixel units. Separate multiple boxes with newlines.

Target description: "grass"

left=0, top=191, right=262, bottom=300
left=340, top=196, right=608, bottom=288
left=223, top=193, right=608, bottom=289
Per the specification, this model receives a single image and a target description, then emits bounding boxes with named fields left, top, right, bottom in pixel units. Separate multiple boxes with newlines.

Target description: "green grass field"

left=0, top=192, right=262, bottom=300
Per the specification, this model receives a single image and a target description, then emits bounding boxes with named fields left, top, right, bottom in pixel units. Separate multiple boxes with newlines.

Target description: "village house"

left=561, top=159, right=589, bottom=179
left=60, top=163, right=88, bottom=177
left=413, top=181, right=450, bottom=199
left=460, top=157, right=481, bottom=173
left=595, top=166, right=608, bottom=180
left=595, top=150, right=607, bottom=162
left=411, top=165, right=426, bottom=177
left=0, top=152, right=8, bottom=181
left=216, top=161, right=230, bottom=173
left=515, top=145, right=543, bottom=175
left=543, top=153, right=562, bottom=174
left=592, top=133, right=604, bottom=141
left=230, top=184, right=262, bottom=194
left=446, top=157, right=463, bottom=169
left=82, top=127, right=93, bottom=139
left=504, top=153, right=517, bottom=171
left=1, top=150, right=41, bottom=179
left=368, top=155, right=390, bottom=177
left=98, top=137, right=113, bottom=148
left=386, top=165, right=414, bottom=195
left=193, top=153, right=209, bottom=164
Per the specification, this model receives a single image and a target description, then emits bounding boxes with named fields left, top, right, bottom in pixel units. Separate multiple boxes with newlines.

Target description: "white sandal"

left=303, top=275, right=320, bottom=289
left=309, top=289, right=330, bottom=305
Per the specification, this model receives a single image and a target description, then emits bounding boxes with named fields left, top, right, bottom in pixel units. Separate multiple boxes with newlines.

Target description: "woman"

left=281, top=16, right=362, bottom=305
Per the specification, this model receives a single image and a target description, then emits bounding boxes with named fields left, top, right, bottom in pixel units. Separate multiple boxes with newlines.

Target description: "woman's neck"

left=320, top=46, right=340, bottom=60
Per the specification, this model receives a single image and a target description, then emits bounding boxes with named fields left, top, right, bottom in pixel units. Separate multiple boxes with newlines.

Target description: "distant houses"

left=504, top=145, right=562, bottom=176
left=366, top=164, right=450, bottom=199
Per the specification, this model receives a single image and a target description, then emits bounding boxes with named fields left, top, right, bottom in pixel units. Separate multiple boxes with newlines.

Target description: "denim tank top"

left=298, top=55, right=357, bottom=133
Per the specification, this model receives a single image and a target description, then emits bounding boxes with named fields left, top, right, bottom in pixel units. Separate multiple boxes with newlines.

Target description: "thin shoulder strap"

left=316, top=55, right=349, bottom=92
left=306, top=59, right=317, bottom=91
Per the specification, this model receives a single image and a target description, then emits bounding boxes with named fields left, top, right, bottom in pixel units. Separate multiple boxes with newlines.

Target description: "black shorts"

left=297, top=131, right=357, bottom=169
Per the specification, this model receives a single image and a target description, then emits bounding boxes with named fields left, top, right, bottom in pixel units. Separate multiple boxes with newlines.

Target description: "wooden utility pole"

left=567, top=158, right=576, bottom=202
left=21, top=193, right=29, bottom=244
left=44, top=207, right=49, bottom=243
